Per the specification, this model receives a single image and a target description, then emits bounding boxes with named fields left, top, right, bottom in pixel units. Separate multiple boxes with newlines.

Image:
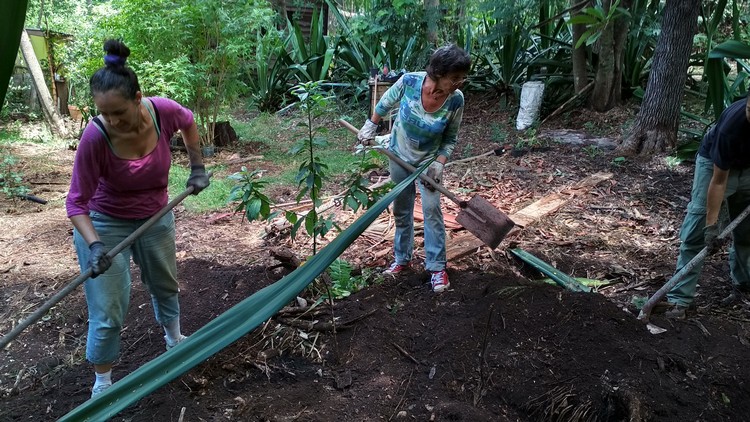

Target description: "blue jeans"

left=667, top=155, right=750, bottom=306
left=389, top=159, right=446, bottom=272
left=74, top=211, right=180, bottom=365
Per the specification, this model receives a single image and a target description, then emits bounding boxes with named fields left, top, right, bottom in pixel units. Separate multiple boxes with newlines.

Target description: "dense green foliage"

left=8, top=0, right=750, bottom=143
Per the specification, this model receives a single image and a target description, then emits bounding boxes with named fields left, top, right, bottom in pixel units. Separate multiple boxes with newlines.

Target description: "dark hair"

left=89, top=39, right=141, bottom=99
left=425, top=44, right=471, bottom=79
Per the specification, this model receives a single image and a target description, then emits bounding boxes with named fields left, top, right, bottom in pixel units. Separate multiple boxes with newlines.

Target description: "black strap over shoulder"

left=91, top=116, right=111, bottom=144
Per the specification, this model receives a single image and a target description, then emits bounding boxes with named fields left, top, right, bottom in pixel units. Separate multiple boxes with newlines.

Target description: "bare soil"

left=2, top=95, right=750, bottom=421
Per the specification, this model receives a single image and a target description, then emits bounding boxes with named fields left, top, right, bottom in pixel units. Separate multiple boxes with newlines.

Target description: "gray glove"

left=426, top=161, right=444, bottom=183
left=88, top=241, right=112, bottom=278
left=357, top=119, right=378, bottom=145
left=704, top=224, right=722, bottom=255
left=187, top=164, right=210, bottom=195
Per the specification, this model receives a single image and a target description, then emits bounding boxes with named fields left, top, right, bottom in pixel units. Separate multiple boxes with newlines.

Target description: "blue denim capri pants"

left=389, top=158, right=447, bottom=272
left=73, top=210, right=180, bottom=365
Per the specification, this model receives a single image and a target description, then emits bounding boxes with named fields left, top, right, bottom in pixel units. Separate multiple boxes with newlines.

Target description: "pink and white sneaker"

left=384, top=261, right=410, bottom=275
left=430, top=270, right=450, bottom=293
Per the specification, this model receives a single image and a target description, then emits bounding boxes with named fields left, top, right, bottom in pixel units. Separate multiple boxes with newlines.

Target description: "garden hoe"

left=0, top=177, right=210, bottom=350
left=340, top=119, right=515, bottom=249
left=638, top=202, right=750, bottom=334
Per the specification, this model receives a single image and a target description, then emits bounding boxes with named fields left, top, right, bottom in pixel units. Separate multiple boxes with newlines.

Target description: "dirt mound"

left=3, top=259, right=749, bottom=421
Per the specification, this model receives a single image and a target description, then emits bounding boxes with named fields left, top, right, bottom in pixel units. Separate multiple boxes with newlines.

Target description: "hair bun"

left=104, top=54, right=126, bottom=67
left=102, top=39, right=131, bottom=67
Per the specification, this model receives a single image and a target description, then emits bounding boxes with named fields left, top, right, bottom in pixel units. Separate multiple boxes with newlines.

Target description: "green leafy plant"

left=99, top=0, right=277, bottom=146
left=472, top=17, right=534, bottom=95
left=515, top=126, right=546, bottom=150
left=227, top=166, right=275, bottom=222
left=287, top=82, right=335, bottom=254
left=321, top=259, right=376, bottom=299
left=491, top=123, right=508, bottom=144
left=247, top=39, right=293, bottom=112
left=611, top=156, right=627, bottom=167
left=583, top=121, right=599, bottom=134
left=567, top=0, right=631, bottom=49
left=705, top=40, right=750, bottom=120
left=582, top=145, right=602, bottom=158
left=341, top=148, right=391, bottom=213
left=286, top=8, right=335, bottom=83
left=347, top=0, right=430, bottom=73
left=622, top=0, right=659, bottom=91
left=0, top=155, right=31, bottom=201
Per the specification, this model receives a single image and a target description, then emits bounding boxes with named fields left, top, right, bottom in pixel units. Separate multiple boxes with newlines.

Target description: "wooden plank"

left=509, top=193, right=568, bottom=228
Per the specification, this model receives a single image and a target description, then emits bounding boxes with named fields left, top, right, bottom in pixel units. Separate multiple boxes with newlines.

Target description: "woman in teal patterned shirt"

left=357, top=44, right=470, bottom=293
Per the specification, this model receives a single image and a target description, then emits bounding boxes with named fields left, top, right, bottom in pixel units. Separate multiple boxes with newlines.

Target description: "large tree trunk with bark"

left=19, top=30, right=69, bottom=138
left=618, top=0, right=700, bottom=156
left=589, top=0, right=630, bottom=111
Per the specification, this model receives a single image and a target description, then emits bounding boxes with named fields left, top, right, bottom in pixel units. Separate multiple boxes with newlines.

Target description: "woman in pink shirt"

left=66, top=39, right=209, bottom=398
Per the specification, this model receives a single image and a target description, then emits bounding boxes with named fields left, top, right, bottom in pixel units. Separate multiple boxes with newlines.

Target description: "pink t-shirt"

left=66, top=97, right=194, bottom=219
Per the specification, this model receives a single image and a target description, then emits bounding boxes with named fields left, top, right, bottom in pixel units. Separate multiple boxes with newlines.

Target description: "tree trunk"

left=571, top=0, right=589, bottom=93
left=589, top=0, right=630, bottom=111
left=589, top=15, right=615, bottom=111
left=425, top=0, right=440, bottom=46
left=19, top=30, right=69, bottom=138
left=618, top=0, right=700, bottom=156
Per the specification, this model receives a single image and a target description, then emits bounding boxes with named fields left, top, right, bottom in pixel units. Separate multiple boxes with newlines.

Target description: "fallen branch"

left=540, top=81, right=594, bottom=126
left=391, top=342, right=423, bottom=365
left=388, top=370, right=414, bottom=422
left=225, top=155, right=264, bottom=165
left=446, top=148, right=506, bottom=167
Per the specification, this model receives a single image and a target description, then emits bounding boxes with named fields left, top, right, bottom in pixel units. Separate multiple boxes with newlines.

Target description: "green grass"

left=0, top=127, right=21, bottom=144
left=168, top=164, right=233, bottom=213
left=230, top=113, right=369, bottom=195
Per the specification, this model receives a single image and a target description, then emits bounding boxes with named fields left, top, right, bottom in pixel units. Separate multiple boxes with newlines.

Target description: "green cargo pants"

left=667, top=155, right=750, bottom=306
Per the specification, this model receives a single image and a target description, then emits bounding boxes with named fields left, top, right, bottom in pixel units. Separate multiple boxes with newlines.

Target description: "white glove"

left=426, top=161, right=444, bottom=187
left=357, top=119, right=378, bottom=145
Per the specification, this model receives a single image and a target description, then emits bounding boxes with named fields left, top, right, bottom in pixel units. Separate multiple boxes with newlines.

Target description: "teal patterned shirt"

left=375, top=71, right=464, bottom=165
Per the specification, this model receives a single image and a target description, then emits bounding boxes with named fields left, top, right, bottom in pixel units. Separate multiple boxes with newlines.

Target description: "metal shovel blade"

left=455, top=195, right=515, bottom=249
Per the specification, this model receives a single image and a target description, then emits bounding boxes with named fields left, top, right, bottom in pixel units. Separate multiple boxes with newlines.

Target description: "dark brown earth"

left=2, top=94, right=750, bottom=421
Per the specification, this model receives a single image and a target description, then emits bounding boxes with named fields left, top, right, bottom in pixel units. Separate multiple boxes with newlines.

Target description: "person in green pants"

left=665, top=95, right=750, bottom=319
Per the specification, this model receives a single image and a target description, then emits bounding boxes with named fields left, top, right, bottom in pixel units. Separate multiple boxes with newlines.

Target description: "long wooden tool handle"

left=339, top=119, right=463, bottom=205
left=0, top=177, right=210, bottom=350
left=638, top=202, right=750, bottom=322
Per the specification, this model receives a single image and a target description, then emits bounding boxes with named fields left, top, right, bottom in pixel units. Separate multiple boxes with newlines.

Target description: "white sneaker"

left=91, top=382, right=112, bottom=398
left=165, top=334, right=188, bottom=350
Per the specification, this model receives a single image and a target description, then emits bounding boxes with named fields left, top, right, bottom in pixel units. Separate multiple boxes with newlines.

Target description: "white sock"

left=94, top=370, right=112, bottom=388
left=163, top=318, right=182, bottom=343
